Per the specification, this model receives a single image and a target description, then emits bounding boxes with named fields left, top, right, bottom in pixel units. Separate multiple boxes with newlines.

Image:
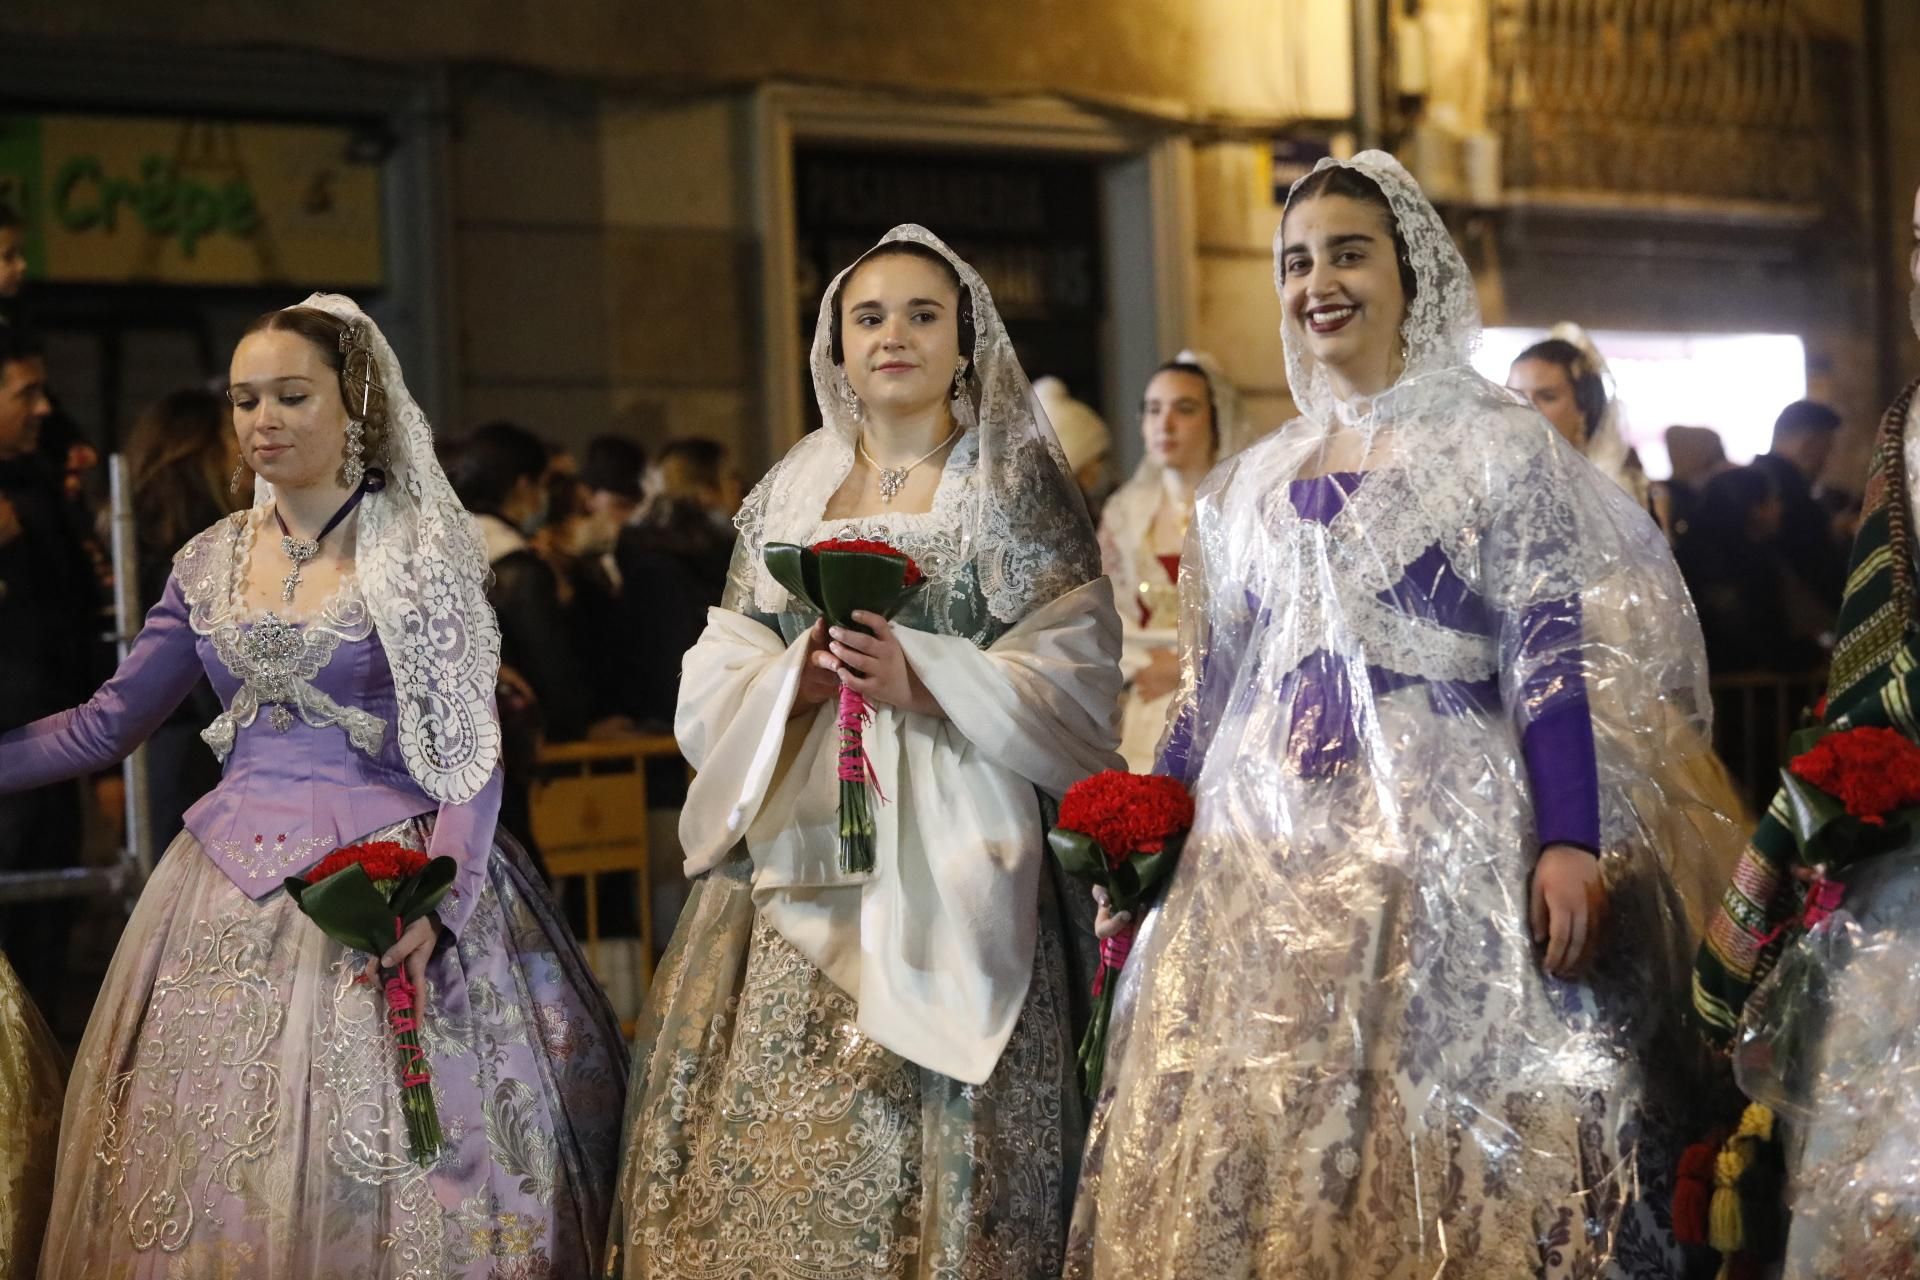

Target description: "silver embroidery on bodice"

left=175, top=512, right=386, bottom=763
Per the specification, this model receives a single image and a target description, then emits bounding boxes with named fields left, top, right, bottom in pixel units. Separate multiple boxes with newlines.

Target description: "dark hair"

left=581, top=434, right=645, bottom=500
left=0, top=324, right=44, bottom=371
left=1283, top=166, right=1418, bottom=305
left=1697, top=464, right=1780, bottom=544
left=452, top=420, right=549, bottom=515
left=827, top=240, right=978, bottom=379
left=1146, top=360, right=1221, bottom=451
left=654, top=436, right=730, bottom=498
left=0, top=204, right=20, bottom=232
left=1773, top=399, right=1842, bottom=439
left=1513, top=338, right=1609, bottom=441
left=241, top=306, right=390, bottom=468
left=127, top=388, right=239, bottom=553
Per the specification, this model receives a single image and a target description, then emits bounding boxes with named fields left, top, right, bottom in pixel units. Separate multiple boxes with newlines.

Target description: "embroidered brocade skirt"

left=0, top=949, right=62, bottom=1280
left=605, top=856, right=1083, bottom=1280
left=1065, top=687, right=1691, bottom=1280
left=35, top=821, right=627, bottom=1280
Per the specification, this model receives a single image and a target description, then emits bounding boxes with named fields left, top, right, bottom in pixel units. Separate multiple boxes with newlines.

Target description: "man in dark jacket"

left=1749, top=399, right=1849, bottom=616
left=0, top=327, right=100, bottom=1010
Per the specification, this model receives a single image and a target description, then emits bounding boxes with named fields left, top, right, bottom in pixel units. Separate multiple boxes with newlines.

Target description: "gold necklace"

left=858, top=424, right=961, bottom=503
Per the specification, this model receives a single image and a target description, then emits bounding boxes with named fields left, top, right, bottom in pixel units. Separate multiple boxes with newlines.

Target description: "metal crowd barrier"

left=1709, top=670, right=1827, bottom=814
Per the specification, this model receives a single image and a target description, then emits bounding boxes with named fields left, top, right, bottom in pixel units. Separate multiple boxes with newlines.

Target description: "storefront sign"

left=0, top=114, right=383, bottom=286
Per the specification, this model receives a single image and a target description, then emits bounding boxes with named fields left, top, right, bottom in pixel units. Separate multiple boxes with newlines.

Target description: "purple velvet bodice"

left=1163, top=471, right=1600, bottom=852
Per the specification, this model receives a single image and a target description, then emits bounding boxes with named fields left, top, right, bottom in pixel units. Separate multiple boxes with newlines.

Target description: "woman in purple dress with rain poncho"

left=1067, top=153, right=1739, bottom=1278
left=0, top=296, right=625, bottom=1279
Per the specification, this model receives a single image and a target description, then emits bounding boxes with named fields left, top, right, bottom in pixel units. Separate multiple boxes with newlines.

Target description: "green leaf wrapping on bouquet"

left=283, top=864, right=401, bottom=955
left=1047, top=828, right=1109, bottom=886
left=388, top=856, right=459, bottom=924
left=1777, top=768, right=1850, bottom=864
left=1048, top=828, right=1186, bottom=914
left=816, top=549, right=915, bottom=631
left=763, top=543, right=920, bottom=633
left=283, top=855, right=459, bottom=955
left=764, top=543, right=822, bottom=614
left=1107, top=836, right=1183, bottom=911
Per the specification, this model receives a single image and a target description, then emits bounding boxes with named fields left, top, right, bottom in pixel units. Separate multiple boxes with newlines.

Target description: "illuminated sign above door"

left=0, top=114, right=383, bottom=287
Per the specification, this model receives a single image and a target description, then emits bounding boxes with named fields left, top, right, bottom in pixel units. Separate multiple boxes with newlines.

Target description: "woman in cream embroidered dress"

left=607, top=225, right=1123, bottom=1279
left=0, top=947, right=61, bottom=1279
left=0, top=297, right=625, bottom=1279
left=1097, top=353, right=1236, bottom=773
left=1068, top=154, right=1720, bottom=1278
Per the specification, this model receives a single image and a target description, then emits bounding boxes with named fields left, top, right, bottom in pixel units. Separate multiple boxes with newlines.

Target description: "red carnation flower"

left=1058, top=770, right=1196, bottom=865
left=810, top=537, right=924, bottom=587
left=307, top=841, right=431, bottom=887
left=1790, top=726, right=1920, bottom=825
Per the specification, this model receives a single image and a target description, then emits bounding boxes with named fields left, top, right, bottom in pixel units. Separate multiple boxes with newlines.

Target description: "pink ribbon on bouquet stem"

left=835, top=686, right=886, bottom=799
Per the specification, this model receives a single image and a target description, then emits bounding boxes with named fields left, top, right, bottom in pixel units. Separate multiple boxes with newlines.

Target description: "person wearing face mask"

left=1097, top=352, right=1237, bottom=772
left=1068, top=153, right=1726, bottom=1278
left=1692, top=182, right=1920, bottom=1275
left=0, top=297, right=626, bottom=1276
left=607, top=226, right=1122, bottom=1278
left=449, top=419, right=608, bottom=861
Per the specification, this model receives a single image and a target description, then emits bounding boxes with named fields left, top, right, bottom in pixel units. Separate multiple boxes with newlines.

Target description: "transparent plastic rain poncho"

left=1066, top=151, right=1744, bottom=1278
left=1732, top=850, right=1920, bottom=1277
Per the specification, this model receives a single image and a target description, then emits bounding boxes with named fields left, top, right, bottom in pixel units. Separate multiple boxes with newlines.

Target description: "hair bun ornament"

left=338, top=320, right=359, bottom=355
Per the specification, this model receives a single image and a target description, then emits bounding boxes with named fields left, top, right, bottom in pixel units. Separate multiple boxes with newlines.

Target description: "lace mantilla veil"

left=1103, top=348, right=1247, bottom=545
left=1225, top=151, right=1716, bottom=885
left=727, top=224, right=1100, bottom=625
left=251, top=293, right=502, bottom=804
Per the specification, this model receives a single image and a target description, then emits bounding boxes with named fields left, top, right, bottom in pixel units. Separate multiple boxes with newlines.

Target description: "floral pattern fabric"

left=35, top=818, right=625, bottom=1280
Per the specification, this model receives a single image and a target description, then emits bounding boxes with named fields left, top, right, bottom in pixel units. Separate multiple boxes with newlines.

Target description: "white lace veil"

left=729, top=224, right=1100, bottom=624
left=1101, top=349, right=1244, bottom=589
left=1277, top=151, right=1485, bottom=436
left=1544, top=320, right=1644, bottom=498
left=252, top=293, right=502, bottom=804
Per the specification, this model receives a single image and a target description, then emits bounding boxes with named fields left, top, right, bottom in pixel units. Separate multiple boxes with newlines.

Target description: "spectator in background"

left=1663, top=424, right=1732, bottom=542
left=1750, top=399, right=1849, bottom=615
left=1033, top=375, right=1112, bottom=519
left=125, top=387, right=249, bottom=851
left=580, top=435, right=645, bottom=580
left=0, top=327, right=99, bottom=1011
left=616, top=436, right=738, bottom=729
left=450, top=420, right=598, bottom=861
left=1674, top=465, right=1822, bottom=675
left=535, top=466, right=626, bottom=701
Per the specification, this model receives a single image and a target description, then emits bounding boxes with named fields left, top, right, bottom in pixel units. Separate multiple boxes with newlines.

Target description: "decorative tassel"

left=1672, top=1139, right=1720, bottom=1245
left=1709, top=1140, right=1750, bottom=1255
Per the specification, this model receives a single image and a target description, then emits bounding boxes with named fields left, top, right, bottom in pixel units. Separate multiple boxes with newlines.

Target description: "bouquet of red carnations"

left=1780, top=724, right=1920, bottom=861
left=1048, top=769, right=1194, bottom=1097
left=764, top=537, right=924, bottom=874
left=286, top=842, right=457, bottom=1164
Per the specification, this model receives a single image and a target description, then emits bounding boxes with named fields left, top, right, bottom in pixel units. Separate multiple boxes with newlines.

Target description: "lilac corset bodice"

left=0, top=514, right=500, bottom=935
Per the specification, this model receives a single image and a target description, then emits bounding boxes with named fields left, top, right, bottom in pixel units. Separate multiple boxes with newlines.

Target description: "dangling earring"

left=341, top=420, right=366, bottom=489
left=230, top=460, right=246, bottom=495
left=950, top=358, right=970, bottom=401
left=841, top=377, right=864, bottom=423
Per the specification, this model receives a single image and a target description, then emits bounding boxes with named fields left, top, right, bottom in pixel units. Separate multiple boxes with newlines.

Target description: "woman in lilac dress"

left=0, top=296, right=625, bottom=1278
left=1067, top=154, right=1729, bottom=1277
